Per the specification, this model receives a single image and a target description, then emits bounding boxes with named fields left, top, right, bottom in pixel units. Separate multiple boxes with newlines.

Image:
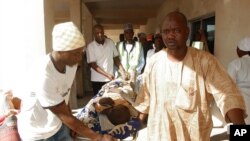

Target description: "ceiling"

left=82, top=0, right=166, bottom=29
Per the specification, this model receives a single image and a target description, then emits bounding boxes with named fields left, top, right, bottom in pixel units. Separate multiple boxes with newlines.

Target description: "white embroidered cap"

left=238, top=37, right=250, bottom=51
left=52, top=22, right=85, bottom=51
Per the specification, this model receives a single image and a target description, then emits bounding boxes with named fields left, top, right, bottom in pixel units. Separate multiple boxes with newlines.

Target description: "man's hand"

left=107, top=74, right=115, bottom=81
left=225, top=108, right=245, bottom=124
left=121, top=71, right=130, bottom=80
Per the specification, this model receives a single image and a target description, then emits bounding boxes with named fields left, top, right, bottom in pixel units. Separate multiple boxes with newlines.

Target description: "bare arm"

left=114, top=56, right=124, bottom=72
left=49, top=101, right=115, bottom=140
left=225, top=108, right=245, bottom=124
left=89, top=62, right=114, bottom=80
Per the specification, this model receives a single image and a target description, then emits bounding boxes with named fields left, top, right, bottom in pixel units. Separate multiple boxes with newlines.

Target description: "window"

left=190, top=15, right=215, bottom=54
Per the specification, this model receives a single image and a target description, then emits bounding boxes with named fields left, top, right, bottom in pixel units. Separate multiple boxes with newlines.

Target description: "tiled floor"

left=75, top=93, right=229, bottom=141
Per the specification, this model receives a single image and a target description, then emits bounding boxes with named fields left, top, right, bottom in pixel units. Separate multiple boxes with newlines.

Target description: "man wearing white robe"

left=134, top=11, right=246, bottom=141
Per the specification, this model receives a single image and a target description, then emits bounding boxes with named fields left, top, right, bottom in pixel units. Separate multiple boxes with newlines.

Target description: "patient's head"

left=102, top=104, right=131, bottom=125
left=94, top=97, right=115, bottom=112
left=94, top=97, right=131, bottom=125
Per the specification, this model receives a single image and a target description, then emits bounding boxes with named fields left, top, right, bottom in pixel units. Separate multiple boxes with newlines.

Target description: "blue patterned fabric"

left=76, top=81, right=141, bottom=139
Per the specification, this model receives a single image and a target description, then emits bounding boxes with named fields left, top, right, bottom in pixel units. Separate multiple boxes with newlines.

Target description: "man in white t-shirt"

left=17, top=22, right=114, bottom=141
left=86, top=24, right=129, bottom=95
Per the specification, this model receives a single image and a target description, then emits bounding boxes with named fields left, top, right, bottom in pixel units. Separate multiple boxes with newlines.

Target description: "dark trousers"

left=36, top=124, right=72, bottom=141
left=91, top=81, right=107, bottom=95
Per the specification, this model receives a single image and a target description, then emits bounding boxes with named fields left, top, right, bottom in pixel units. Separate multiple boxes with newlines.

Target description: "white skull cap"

left=238, top=37, right=250, bottom=51
left=52, top=22, right=85, bottom=51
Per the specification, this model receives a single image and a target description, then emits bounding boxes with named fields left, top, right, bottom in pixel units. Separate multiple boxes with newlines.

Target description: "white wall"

left=0, top=0, right=46, bottom=95
left=215, top=0, right=250, bottom=67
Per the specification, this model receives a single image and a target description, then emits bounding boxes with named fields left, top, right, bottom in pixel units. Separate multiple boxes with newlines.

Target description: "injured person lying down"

left=76, top=79, right=141, bottom=139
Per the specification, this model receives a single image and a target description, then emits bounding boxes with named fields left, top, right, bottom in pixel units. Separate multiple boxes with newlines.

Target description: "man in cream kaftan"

left=134, top=47, right=246, bottom=141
